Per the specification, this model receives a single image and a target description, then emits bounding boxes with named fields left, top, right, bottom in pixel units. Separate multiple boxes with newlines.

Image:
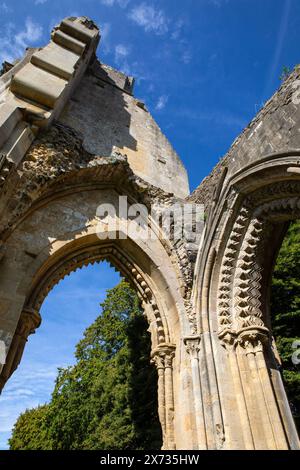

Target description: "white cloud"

left=178, top=108, right=247, bottom=130
left=0, top=364, right=58, bottom=446
left=101, top=22, right=111, bottom=41
left=0, top=2, right=11, bottom=12
left=209, top=0, right=229, bottom=6
left=100, top=0, right=130, bottom=7
left=181, top=49, right=192, bottom=64
left=115, top=43, right=130, bottom=63
left=155, top=94, right=168, bottom=111
left=171, top=19, right=185, bottom=40
left=98, top=22, right=111, bottom=55
left=113, top=44, right=134, bottom=76
left=34, top=0, right=48, bottom=5
left=128, top=2, right=169, bottom=35
left=0, top=17, right=43, bottom=65
left=15, top=17, right=43, bottom=48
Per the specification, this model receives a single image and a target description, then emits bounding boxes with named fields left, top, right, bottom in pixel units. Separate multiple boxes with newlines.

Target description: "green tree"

left=8, top=405, right=52, bottom=450
left=9, top=280, right=162, bottom=450
left=271, top=220, right=300, bottom=433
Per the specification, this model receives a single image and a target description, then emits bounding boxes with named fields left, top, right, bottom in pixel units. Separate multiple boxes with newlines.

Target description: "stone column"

left=151, top=344, right=176, bottom=450
left=184, top=335, right=207, bottom=449
left=151, top=351, right=166, bottom=444
left=220, top=330, right=255, bottom=450
left=236, top=327, right=289, bottom=450
left=0, top=308, right=41, bottom=391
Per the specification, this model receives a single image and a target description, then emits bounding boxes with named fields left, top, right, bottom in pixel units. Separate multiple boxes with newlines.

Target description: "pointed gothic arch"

left=194, top=154, right=300, bottom=450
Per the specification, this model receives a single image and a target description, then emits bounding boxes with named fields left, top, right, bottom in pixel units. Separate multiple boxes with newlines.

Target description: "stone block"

left=52, top=30, right=86, bottom=55
left=1, top=121, right=35, bottom=165
left=0, top=102, right=22, bottom=148
left=60, top=18, right=99, bottom=45
left=10, top=63, right=68, bottom=109
left=31, top=42, right=80, bottom=80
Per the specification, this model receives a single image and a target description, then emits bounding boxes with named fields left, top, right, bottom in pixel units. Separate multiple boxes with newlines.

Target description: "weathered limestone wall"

left=59, top=60, right=189, bottom=199
left=1, top=15, right=299, bottom=451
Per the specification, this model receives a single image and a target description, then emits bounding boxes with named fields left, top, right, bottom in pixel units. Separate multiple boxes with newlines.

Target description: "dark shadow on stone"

left=59, top=59, right=138, bottom=157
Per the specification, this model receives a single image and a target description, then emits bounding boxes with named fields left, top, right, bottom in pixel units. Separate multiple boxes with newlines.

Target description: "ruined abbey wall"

left=0, top=16, right=299, bottom=450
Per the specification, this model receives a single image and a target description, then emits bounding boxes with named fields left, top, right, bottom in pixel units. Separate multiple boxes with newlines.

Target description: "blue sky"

left=0, top=0, right=300, bottom=449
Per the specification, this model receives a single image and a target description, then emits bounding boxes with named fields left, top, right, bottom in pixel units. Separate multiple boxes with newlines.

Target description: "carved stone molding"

left=0, top=308, right=41, bottom=391
left=247, top=181, right=300, bottom=208
left=219, top=326, right=270, bottom=354
left=16, top=308, right=42, bottom=339
left=218, top=329, right=237, bottom=352
left=217, top=205, right=251, bottom=332
left=151, top=344, right=176, bottom=368
left=234, top=217, right=266, bottom=330
left=217, top=185, right=300, bottom=337
left=27, top=245, right=168, bottom=345
left=236, top=327, right=270, bottom=355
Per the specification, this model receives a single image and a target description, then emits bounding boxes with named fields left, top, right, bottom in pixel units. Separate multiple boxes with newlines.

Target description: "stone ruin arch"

left=0, top=16, right=300, bottom=450
left=193, top=154, right=300, bottom=450
left=0, top=165, right=191, bottom=450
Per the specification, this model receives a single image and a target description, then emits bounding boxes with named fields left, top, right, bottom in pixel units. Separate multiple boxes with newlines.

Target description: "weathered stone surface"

left=31, top=42, right=80, bottom=80
left=59, top=60, right=189, bottom=198
left=11, top=63, right=68, bottom=108
left=0, top=16, right=299, bottom=451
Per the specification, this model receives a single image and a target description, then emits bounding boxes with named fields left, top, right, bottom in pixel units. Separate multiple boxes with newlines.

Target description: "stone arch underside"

left=195, top=157, right=300, bottom=450
left=0, top=177, right=197, bottom=450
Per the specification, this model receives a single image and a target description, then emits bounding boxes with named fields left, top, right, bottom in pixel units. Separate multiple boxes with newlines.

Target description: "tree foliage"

left=271, top=220, right=300, bottom=433
left=8, top=405, right=52, bottom=450
left=9, top=280, right=162, bottom=450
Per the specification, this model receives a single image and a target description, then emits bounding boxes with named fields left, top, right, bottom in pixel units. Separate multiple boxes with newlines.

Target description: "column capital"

left=219, top=329, right=237, bottom=352
left=184, top=335, right=201, bottom=359
left=151, top=344, right=176, bottom=369
left=219, top=327, right=270, bottom=354
left=16, top=308, right=41, bottom=340
left=236, top=327, right=270, bottom=355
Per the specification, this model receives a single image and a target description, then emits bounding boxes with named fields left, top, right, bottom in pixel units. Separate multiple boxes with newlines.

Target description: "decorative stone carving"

left=217, top=205, right=251, bottom=333
left=215, top=178, right=300, bottom=449
left=234, top=217, right=266, bottom=330
left=184, top=335, right=201, bottom=359
left=236, top=327, right=269, bottom=355
left=26, top=245, right=168, bottom=346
